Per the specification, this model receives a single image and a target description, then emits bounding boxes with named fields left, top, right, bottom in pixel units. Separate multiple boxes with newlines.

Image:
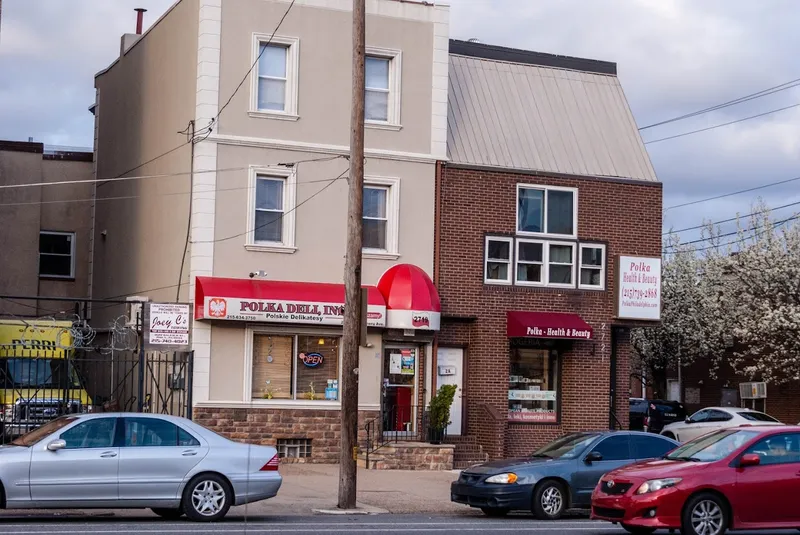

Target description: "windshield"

left=10, top=416, right=79, bottom=447
left=738, top=411, right=779, bottom=423
left=0, top=358, right=81, bottom=389
left=531, top=433, right=600, bottom=459
left=666, top=429, right=759, bottom=462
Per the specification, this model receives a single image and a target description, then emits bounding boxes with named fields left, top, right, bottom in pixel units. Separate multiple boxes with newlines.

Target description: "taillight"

left=260, top=455, right=280, bottom=471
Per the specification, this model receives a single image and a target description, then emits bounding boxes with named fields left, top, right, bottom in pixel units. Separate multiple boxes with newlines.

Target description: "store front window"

left=251, top=334, right=340, bottom=401
left=508, top=348, right=559, bottom=423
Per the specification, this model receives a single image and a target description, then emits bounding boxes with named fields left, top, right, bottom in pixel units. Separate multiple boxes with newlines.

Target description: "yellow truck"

left=0, top=320, right=92, bottom=439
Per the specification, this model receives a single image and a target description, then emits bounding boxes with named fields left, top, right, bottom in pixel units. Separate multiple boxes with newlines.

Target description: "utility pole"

left=338, top=0, right=365, bottom=510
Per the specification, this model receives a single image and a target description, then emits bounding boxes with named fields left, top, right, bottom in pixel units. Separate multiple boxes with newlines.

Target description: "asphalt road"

left=0, top=515, right=799, bottom=535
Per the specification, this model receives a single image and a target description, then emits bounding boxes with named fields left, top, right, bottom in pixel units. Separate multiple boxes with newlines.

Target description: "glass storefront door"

left=382, top=346, right=417, bottom=435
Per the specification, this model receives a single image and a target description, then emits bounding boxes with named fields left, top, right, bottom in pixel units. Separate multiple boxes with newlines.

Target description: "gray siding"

left=447, top=54, right=658, bottom=182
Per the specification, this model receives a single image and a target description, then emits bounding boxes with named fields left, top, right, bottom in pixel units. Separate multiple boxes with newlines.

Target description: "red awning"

left=377, top=264, right=441, bottom=330
left=195, top=277, right=386, bottom=327
left=506, top=311, right=593, bottom=340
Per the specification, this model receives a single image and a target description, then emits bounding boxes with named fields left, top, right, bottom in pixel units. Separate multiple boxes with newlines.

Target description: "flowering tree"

left=634, top=202, right=800, bottom=391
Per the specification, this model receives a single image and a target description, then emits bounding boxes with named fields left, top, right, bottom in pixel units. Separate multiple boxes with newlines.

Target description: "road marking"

left=0, top=529, right=621, bottom=534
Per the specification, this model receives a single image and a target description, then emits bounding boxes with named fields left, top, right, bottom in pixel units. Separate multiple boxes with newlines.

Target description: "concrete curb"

left=313, top=503, right=389, bottom=515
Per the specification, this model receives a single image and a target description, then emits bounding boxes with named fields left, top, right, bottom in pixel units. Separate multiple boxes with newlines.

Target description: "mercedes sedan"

left=451, top=431, right=678, bottom=519
left=0, top=413, right=281, bottom=521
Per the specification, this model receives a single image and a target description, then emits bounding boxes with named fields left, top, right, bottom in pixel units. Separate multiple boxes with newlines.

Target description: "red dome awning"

left=377, top=264, right=441, bottom=331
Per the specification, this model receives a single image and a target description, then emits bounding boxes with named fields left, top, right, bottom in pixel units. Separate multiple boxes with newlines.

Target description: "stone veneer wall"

left=194, top=407, right=380, bottom=464
left=369, top=443, right=454, bottom=470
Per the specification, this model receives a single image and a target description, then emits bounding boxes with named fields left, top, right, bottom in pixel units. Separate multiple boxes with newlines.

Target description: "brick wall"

left=436, top=165, right=661, bottom=459
left=194, top=407, right=379, bottom=463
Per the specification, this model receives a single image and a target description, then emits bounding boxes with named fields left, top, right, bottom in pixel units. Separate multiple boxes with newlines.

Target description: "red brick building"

left=433, top=41, right=663, bottom=462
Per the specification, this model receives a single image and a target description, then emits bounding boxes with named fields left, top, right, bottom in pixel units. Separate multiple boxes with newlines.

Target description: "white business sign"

left=201, top=296, right=386, bottom=327
left=617, top=256, right=662, bottom=321
left=145, top=303, right=191, bottom=349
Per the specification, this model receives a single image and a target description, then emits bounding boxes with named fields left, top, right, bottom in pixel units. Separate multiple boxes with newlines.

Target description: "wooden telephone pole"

left=338, top=0, right=366, bottom=510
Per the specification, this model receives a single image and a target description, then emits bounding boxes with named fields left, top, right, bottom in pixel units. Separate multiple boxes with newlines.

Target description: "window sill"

left=578, top=285, right=606, bottom=291
left=515, top=231, right=578, bottom=241
left=363, top=251, right=400, bottom=260
left=248, top=111, right=300, bottom=122
left=194, top=400, right=381, bottom=411
left=365, top=121, right=402, bottom=132
left=245, top=244, right=297, bottom=254
left=39, top=275, right=76, bottom=281
left=484, top=279, right=513, bottom=286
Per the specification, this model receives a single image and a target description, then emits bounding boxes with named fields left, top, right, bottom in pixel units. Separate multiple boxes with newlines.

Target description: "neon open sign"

left=299, top=352, right=324, bottom=367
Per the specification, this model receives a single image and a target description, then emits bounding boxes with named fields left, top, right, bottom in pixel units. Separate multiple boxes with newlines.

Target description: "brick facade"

left=194, top=407, right=379, bottom=463
left=435, top=164, right=662, bottom=459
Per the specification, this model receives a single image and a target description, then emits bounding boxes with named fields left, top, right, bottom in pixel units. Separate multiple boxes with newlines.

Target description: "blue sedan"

left=451, top=431, right=679, bottom=519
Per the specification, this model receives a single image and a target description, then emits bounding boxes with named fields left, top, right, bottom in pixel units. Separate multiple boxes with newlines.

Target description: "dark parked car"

left=629, top=398, right=686, bottom=434
left=450, top=431, right=679, bottom=519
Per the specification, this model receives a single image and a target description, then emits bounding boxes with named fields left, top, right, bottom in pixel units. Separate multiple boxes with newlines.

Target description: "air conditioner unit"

left=125, top=296, right=149, bottom=328
left=739, top=382, right=767, bottom=400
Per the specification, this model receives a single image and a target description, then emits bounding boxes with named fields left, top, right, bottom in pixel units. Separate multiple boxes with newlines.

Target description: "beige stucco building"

left=92, top=0, right=449, bottom=460
left=0, top=141, right=93, bottom=317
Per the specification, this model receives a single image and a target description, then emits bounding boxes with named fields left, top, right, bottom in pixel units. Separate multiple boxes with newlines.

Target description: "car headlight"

left=485, top=473, right=518, bottom=484
left=635, top=478, right=682, bottom=495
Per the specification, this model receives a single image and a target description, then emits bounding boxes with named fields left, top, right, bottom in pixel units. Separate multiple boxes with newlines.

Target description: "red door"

left=732, top=433, right=800, bottom=524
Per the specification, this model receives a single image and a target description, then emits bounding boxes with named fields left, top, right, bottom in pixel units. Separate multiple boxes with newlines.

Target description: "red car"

left=591, top=426, right=800, bottom=535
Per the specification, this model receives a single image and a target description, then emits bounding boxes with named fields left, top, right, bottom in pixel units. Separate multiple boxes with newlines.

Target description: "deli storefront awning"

left=506, top=311, right=593, bottom=340
left=195, top=277, right=387, bottom=327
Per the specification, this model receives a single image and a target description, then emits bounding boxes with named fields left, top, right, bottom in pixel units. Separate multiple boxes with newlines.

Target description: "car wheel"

left=182, top=474, right=232, bottom=522
left=682, top=493, right=728, bottom=535
left=532, top=480, right=566, bottom=520
left=622, top=525, right=656, bottom=535
left=151, top=508, right=185, bottom=520
left=480, top=507, right=509, bottom=517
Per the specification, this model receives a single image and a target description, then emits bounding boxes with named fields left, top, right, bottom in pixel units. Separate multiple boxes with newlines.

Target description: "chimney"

left=135, top=8, right=147, bottom=35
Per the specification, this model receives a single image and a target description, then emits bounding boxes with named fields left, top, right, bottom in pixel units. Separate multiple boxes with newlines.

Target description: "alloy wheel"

left=191, top=480, right=226, bottom=517
left=690, top=499, right=723, bottom=535
left=541, top=485, right=563, bottom=516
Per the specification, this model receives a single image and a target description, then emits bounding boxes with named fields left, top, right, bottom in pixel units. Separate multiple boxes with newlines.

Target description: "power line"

left=94, top=141, right=190, bottom=189
left=207, top=0, right=296, bottom=130
left=639, top=78, right=800, bottom=130
left=664, top=212, right=800, bottom=253
left=665, top=174, right=800, bottom=211
left=644, top=102, right=800, bottom=145
left=663, top=199, right=800, bottom=235
left=0, top=155, right=345, bottom=194
left=194, top=166, right=349, bottom=245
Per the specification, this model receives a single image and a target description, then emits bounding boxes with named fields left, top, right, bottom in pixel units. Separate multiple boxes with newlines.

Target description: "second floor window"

left=39, top=231, right=75, bottom=279
left=363, top=186, right=388, bottom=250
left=254, top=176, right=285, bottom=243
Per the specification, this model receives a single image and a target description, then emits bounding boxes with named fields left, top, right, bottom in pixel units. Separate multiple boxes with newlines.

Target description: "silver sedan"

left=0, top=413, right=282, bottom=521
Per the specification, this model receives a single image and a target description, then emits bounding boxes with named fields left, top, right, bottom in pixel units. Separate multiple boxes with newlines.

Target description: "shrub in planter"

left=427, top=384, right=457, bottom=444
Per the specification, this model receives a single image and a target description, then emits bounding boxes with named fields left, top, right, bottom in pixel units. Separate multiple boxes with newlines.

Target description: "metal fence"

left=0, top=346, right=192, bottom=444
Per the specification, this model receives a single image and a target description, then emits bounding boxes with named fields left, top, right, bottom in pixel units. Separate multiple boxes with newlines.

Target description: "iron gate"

left=0, top=346, right=193, bottom=444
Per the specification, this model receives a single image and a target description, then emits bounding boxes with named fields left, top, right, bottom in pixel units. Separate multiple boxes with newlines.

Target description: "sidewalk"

left=0, top=464, right=477, bottom=519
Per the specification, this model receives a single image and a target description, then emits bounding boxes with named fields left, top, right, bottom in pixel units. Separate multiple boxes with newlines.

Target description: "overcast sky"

left=1, top=0, right=799, bottom=242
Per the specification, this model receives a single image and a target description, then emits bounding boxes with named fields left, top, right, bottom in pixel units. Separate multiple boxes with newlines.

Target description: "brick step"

left=453, top=445, right=484, bottom=453
left=444, top=436, right=480, bottom=445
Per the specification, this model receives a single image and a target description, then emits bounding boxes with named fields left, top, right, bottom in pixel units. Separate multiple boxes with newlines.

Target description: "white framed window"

left=516, top=184, right=578, bottom=238
left=547, top=242, right=576, bottom=287
left=365, top=47, right=402, bottom=129
left=246, top=166, right=297, bottom=253
left=250, top=34, right=299, bottom=121
left=579, top=244, right=606, bottom=290
left=514, top=239, right=544, bottom=286
left=484, top=236, right=513, bottom=285
left=363, top=176, right=400, bottom=259
left=39, top=231, right=75, bottom=279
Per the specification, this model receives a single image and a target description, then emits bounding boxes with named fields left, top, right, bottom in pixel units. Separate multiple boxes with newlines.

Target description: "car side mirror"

left=685, top=417, right=693, bottom=424
left=585, top=451, right=603, bottom=464
left=47, top=439, right=66, bottom=452
left=739, top=453, right=760, bottom=468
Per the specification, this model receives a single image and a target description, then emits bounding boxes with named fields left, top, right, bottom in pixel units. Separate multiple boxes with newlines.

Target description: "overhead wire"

left=663, top=212, right=800, bottom=253
left=644, top=102, right=800, bottom=145
left=639, top=77, right=800, bottom=130
left=665, top=174, right=800, bottom=211
left=663, top=199, right=800, bottom=235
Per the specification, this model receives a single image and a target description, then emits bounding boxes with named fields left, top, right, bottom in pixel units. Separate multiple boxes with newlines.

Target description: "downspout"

left=609, top=327, right=618, bottom=429
left=431, top=161, right=443, bottom=401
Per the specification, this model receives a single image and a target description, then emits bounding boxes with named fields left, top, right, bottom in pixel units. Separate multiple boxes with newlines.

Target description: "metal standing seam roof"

left=447, top=49, right=658, bottom=182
